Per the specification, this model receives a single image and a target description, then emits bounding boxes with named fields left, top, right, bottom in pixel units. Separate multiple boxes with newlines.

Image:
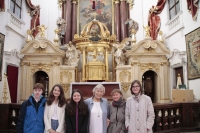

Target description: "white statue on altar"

left=113, top=45, right=126, bottom=66
left=65, top=41, right=80, bottom=66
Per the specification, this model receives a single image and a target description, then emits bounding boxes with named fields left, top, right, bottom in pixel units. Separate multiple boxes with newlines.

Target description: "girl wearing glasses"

left=125, top=80, right=155, bottom=133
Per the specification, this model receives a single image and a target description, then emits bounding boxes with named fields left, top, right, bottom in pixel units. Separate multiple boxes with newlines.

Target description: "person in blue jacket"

left=16, top=83, right=46, bottom=133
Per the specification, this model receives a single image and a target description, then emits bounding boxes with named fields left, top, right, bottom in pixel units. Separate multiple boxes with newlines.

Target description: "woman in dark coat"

left=107, top=89, right=127, bottom=133
left=65, top=89, right=89, bottom=133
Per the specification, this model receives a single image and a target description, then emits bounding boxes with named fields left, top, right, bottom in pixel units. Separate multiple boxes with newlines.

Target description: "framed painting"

left=185, top=27, right=200, bottom=79
left=77, top=0, right=114, bottom=35
left=0, top=33, right=5, bottom=81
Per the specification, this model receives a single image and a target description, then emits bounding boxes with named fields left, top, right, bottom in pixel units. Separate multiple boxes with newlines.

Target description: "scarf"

left=112, top=97, right=125, bottom=107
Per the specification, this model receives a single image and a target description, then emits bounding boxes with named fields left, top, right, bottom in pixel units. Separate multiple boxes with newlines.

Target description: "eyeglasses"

left=132, top=86, right=140, bottom=88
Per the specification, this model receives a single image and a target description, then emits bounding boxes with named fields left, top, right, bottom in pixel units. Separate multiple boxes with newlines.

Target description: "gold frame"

left=77, top=0, right=115, bottom=35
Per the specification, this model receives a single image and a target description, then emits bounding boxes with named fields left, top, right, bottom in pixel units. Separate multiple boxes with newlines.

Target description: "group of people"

left=16, top=80, right=155, bottom=133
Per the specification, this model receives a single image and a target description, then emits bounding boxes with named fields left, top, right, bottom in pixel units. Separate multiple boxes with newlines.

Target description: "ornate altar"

left=73, top=19, right=117, bottom=81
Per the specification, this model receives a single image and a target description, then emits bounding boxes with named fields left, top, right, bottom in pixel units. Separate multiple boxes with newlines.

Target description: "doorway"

left=142, top=70, right=157, bottom=103
left=33, top=71, right=49, bottom=97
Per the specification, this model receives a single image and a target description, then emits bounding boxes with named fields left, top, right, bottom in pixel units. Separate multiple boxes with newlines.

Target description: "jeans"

left=51, top=119, right=59, bottom=130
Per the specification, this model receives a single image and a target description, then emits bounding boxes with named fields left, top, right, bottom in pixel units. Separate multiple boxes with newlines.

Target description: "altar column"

left=82, top=47, right=86, bottom=81
left=120, top=0, right=128, bottom=40
left=114, top=0, right=121, bottom=41
left=72, top=0, right=77, bottom=39
left=105, top=48, right=109, bottom=80
left=65, top=0, right=72, bottom=44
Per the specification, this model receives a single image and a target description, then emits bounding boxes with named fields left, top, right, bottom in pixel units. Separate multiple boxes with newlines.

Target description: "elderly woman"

left=84, top=84, right=108, bottom=133
left=125, top=80, right=155, bottom=133
left=107, top=89, right=127, bottom=133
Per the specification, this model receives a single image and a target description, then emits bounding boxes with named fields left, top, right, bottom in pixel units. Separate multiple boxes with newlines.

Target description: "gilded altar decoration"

left=60, top=84, right=70, bottom=93
left=119, top=70, right=131, bottom=82
left=31, top=63, right=51, bottom=74
left=75, top=19, right=117, bottom=81
left=60, top=71, right=72, bottom=83
left=121, top=83, right=131, bottom=93
left=37, top=24, right=47, bottom=37
left=143, top=25, right=151, bottom=38
left=141, top=63, right=159, bottom=73
left=185, top=27, right=200, bottom=79
left=1, top=74, right=11, bottom=103
left=127, top=0, right=135, bottom=10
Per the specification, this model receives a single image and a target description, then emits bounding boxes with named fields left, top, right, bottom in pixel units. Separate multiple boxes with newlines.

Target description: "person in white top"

left=44, top=84, right=67, bottom=133
left=84, top=84, right=109, bottom=133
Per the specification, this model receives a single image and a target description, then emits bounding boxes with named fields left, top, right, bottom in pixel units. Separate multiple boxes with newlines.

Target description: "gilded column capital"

left=114, top=0, right=120, bottom=4
left=72, top=0, right=77, bottom=4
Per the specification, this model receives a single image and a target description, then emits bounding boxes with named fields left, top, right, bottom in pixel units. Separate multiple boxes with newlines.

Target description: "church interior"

left=0, top=0, right=200, bottom=132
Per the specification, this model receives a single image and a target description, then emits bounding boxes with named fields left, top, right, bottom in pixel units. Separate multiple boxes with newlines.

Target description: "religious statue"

left=176, top=74, right=182, bottom=89
left=89, top=48, right=100, bottom=61
left=112, top=42, right=126, bottom=66
left=65, top=41, right=76, bottom=65
left=125, top=18, right=139, bottom=37
left=57, top=17, right=67, bottom=43
left=148, top=0, right=166, bottom=40
left=26, top=0, right=41, bottom=37
left=37, top=24, right=47, bottom=37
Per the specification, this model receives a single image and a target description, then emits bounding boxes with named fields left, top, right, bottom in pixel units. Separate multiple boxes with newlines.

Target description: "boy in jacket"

left=16, top=83, right=46, bottom=133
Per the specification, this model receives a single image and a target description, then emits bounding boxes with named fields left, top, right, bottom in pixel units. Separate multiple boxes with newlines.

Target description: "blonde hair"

left=92, top=84, right=105, bottom=95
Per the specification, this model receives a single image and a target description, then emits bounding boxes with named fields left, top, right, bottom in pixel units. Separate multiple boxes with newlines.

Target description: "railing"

left=0, top=101, right=199, bottom=133
left=0, top=104, right=20, bottom=133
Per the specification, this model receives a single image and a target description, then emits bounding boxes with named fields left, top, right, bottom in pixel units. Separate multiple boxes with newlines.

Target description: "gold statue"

left=90, top=48, right=98, bottom=61
left=143, top=25, right=150, bottom=37
left=37, top=24, right=47, bottom=37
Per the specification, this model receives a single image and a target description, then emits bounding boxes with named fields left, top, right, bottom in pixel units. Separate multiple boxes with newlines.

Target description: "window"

left=10, top=0, right=22, bottom=18
left=168, top=0, right=180, bottom=19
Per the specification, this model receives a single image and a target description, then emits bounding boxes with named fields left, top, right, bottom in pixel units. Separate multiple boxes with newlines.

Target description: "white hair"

left=92, top=84, right=105, bottom=95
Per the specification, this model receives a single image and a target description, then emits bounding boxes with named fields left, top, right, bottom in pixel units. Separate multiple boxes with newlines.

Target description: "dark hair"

left=66, top=89, right=88, bottom=116
left=111, top=89, right=123, bottom=96
left=46, top=84, right=66, bottom=107
left=33, top=83, right=44, bottom=91
left=130, top=80, right=143, bottom=95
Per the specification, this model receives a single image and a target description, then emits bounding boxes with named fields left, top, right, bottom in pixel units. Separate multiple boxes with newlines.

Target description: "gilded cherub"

left=37, top=24, right=47, bottom=37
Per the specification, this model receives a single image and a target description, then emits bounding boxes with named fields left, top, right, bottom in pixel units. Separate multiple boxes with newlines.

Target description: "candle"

left=92, top=1, right=95, bottom=9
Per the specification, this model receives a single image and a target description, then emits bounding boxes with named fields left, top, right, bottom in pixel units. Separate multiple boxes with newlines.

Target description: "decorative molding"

left=166, top=49, right=187, bottom=65
left=60, top=84, right=70, bottom=93
left=140, top=63, right=159, bottom=73
left=119, top=70, right=131, bottom=82
left=60, top=71, right=72, bottom=83
left=4, top=49, right=24, bottom=59
left=31, top=63, right=51, bottom=74
left=121, top=82, right=131, bottom=92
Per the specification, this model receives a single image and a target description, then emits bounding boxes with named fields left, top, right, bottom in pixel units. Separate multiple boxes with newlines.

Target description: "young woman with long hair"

left=44, top=84, right=67, bottom=133
left=65, top=89, right=89, bottom=133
